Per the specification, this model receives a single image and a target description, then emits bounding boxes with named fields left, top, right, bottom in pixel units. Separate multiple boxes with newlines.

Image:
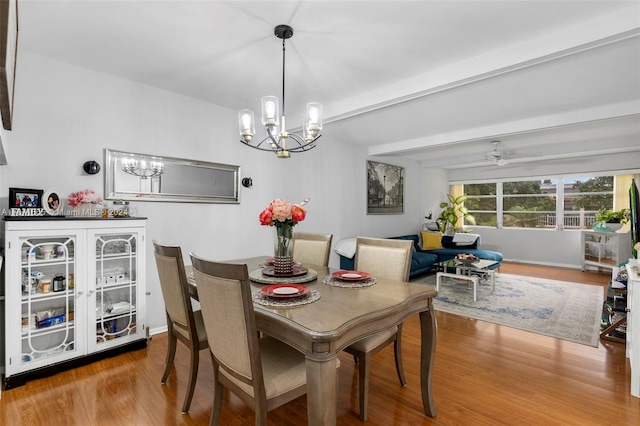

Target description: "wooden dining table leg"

left=419, top=304, right=438, bottom=417
left=305, top=354, right=339, bottom=426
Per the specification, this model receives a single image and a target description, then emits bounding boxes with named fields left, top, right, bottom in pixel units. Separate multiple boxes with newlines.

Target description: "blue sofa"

left=336, top=234, right=503, bottom=279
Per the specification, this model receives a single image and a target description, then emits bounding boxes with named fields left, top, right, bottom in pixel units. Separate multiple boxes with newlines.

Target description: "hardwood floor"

left=2, top=262, right=639, bottom=425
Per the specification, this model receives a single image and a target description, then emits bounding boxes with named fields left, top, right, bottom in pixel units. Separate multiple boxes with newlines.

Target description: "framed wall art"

left=0, top=0, right=18, bottom=130
left=367, top=160, right=404, bottom=214
left=9, top=187, right=46, bottom=217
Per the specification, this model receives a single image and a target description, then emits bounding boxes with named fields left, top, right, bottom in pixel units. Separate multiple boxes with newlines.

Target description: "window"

left=503, top=180, right=555, bottom=228
left=464, top=183, right=497, bottom=227
left=564, top=176, right=613, bottom=229
left=459, top=175, right=623, bottom=230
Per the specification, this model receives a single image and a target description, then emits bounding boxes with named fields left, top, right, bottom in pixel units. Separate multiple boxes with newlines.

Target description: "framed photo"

left=0, top=0, right=18, bottom=130
left=9, top=187, right=45, bottom=217
left=367, top=160, right=404, bottom=214
left=43, top=188, right=65, bottom=216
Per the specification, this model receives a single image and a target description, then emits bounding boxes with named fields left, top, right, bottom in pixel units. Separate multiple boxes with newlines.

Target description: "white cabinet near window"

left=3, top=218, right=147, bottom=389
left=581, top=230, right=632, bottom=271
left=626, top=259, right=640, bottom=398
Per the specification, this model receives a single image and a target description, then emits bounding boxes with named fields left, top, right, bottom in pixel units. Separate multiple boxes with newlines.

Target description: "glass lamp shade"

left=238, top=110, right=255, bottom=141
left=304, top=102, right=323, bottom=140
left=261, top=96, right=280, bottom=127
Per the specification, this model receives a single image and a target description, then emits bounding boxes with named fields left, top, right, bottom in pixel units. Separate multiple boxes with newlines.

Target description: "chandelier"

left=238, top=25, right=322, bottom=158
left=122, top=159, right=164, bottom=179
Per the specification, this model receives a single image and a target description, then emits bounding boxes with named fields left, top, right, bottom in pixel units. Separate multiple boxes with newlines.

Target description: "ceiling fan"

left=485, top=141, right=510, bottom=166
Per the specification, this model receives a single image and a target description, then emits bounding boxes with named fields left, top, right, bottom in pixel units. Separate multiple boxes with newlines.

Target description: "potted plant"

left=594, top=208, right=630, bottom=231
left=436, top=194, right=476, bottom=235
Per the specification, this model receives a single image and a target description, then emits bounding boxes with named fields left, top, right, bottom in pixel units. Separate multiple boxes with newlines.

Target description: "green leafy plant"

left=436, top=194, right=476, bottom=234
left=595, top=208, right=630, bottom=224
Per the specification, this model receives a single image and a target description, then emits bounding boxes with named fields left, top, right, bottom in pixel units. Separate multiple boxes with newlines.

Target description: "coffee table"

left=435, top=259, right=499, bottom=301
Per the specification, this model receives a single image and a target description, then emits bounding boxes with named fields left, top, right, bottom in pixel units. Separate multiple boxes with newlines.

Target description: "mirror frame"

left=104, top=149, right=241, bottom=204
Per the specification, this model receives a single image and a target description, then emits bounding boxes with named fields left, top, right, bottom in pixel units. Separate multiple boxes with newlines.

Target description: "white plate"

left=341, top=273, right=362, bottom=279
left=272, top=287, right=300, bottom=295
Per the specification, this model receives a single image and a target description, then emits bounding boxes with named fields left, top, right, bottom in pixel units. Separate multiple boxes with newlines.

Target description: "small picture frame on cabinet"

left=8, top=187, right=46, bottom=217
left=43, top=188, right=65, bottom=216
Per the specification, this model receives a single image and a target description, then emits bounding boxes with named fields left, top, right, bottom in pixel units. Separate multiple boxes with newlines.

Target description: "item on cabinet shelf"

left=56, top=245, right=65, bottom=258
left=52, top=274, right=66, bottom=292
left=69, top=273, right=74, bottom=289
left=40, top=279, right=51, bottom=294
left=97, top=293, right=112, bottom=316
left=37, top=314, right=66, bottom=329
left=23, top=247, right=36, bottom=261
left=106, top=301, right=134, bottom=315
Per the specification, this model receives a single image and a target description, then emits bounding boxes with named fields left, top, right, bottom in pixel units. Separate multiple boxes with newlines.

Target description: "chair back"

left=189, top=254, right=264, bottom=392
left=153, top=241, right=197, bottom=340
left=355, top=237, right=412, bottom=282
left=292, top=232, right=333, bottom=266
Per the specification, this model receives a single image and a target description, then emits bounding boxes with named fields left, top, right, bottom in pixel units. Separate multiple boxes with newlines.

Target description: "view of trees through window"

left=461, top=176, right=615, bottom=229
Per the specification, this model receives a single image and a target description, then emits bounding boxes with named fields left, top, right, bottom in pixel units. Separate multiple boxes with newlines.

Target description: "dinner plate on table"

left=332, top=270, right=371, bottom=281
left=261, top=284, right=310, bottom=299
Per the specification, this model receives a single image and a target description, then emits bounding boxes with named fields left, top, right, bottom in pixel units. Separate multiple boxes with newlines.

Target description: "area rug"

left=413, top=273, right=604, bottom=347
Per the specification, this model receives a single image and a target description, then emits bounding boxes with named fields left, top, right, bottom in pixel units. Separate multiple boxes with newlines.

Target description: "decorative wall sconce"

left=83, top=160, right=101, bottom=175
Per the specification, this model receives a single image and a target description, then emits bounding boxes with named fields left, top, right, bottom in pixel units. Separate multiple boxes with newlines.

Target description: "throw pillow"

left=421, top=231, right=443, bottom=250
left=615, top=268, right=628, bottom=284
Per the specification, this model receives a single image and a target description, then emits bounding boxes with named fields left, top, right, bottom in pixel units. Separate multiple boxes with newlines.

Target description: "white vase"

left=73, top=202, right=98, bottom=218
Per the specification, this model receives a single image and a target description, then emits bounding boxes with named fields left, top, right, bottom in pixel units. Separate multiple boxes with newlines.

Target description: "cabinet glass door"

left=92, top=232, right=140, bottom=348
left=19, top=236, right=77, bottom=365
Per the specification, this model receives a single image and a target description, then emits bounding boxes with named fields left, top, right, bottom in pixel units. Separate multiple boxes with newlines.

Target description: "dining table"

left=186, top=256, right=438, bottom=426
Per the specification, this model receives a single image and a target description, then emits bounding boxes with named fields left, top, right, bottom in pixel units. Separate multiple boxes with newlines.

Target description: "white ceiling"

left=17, top=0, right=640, bottom=171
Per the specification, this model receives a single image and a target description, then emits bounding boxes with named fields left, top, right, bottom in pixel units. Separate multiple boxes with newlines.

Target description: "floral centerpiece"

left=68, top=189, right=102, bottom=217
left=259, top=199, right=307, bottom=274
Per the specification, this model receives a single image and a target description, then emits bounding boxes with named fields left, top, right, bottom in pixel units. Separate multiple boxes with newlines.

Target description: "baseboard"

left=149, top=325, right=168, bottom=337
left=502, top=258, right=583, bottom=270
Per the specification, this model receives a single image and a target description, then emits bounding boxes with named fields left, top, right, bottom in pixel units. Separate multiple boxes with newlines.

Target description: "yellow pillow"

left=421, top=231, right=443, bottom=250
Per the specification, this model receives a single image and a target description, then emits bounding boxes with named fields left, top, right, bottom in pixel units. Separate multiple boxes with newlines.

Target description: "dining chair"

left=292, top=232, right=333, bottom=267
left=189, top=253, right=309, bottom=426
left=153, top=241, right=209, bottom=414
left=344, top=236, right=413, bottom=421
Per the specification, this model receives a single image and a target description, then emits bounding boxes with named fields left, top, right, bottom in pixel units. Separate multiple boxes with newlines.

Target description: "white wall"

left=471, top=227, right=582, bottom=268
left=0, top=52, right=424, bottom=334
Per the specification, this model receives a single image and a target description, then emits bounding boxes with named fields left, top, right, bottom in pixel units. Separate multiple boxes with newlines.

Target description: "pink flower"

left=271, top=199, right=293, bottom=222
left=291, top=205, right=306, bottom=222
left=258, top=199, right=307, bottom=227
left=259, top=208, right=273, bottom=226
left=67, top=189, right=102, bottom=207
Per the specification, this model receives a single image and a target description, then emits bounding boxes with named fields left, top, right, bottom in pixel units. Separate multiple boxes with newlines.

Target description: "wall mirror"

left=105, top=149, right=240, bottom=204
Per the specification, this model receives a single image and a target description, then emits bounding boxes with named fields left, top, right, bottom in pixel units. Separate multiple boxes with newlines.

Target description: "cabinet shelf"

left=98, top=280, right=136, bottom=290
left=97, top=309, right=137, bottom=322
left=580, top=230, right=632, bottom=271
left=22, top=320, right=75, bottom=337
left=21, top=289, right=74, bottom=301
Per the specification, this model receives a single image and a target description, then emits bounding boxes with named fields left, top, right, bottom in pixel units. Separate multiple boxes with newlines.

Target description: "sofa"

left=335, top=233, right=503, bottom=279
